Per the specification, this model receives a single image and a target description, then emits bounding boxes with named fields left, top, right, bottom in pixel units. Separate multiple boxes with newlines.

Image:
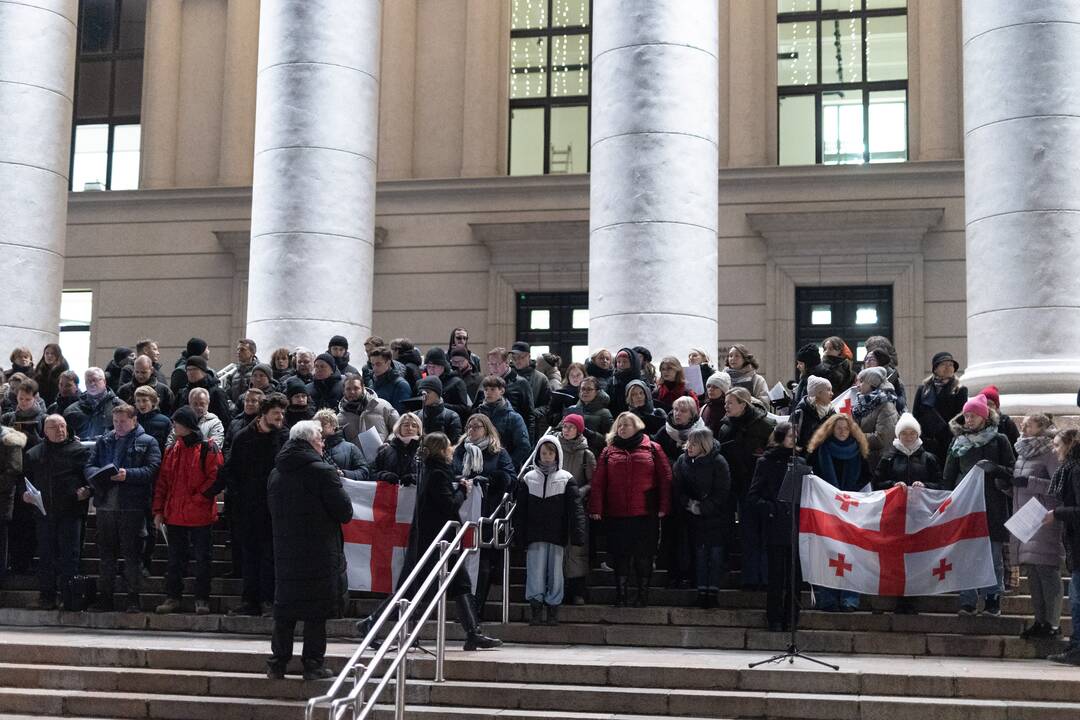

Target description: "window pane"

left=511, top=0, right=547, bottom=29
left=81, top=0, right=116, bottom=53
left=869, top=90, right=907, bottom=163
left=855, top=343, right=868, bottom=362
left=822, top=90, right=864, bottom=164
left=811, top=305, right=832, bottom=325
left=76, top=60, right=111, bottom=119
left=119, top=0, right=147, bottom=50
left=855, top=306, right=878, bottom=325
left=572, top=309, right=589, bottom=329
left=551, top=34, right=589, bottom=97
left=71, top=124, right=110, bottom=191
left=61, top=289, right=94, bottom=325
left=821, top=0, right=860, bottom=11
left=777, top=22, right=817, bottom=86
left=113, top=58, right=143, bottom=116
left=778, top=0, right=816, bottom=13
left=866, top=0, right=905, bottom=9
left=549, top=105, right=588, bottom=174
left=571, top=345, right=590, bottom=364
left=510, top=37, right=547, bottom=99
left=530, top=310, right=551, bottom=330
left=531, top=345, right=551, bottom=358
left=779, top=94, right=816, bottom=166
left=552, top=0, right=589, bottom=28
left=509, top=107, right=545, bottom=176
left=866, top=15, right=907, bottom=81
left=110, top=124, right=141, bottom=190
left=821, top=17, right=863, bottom=83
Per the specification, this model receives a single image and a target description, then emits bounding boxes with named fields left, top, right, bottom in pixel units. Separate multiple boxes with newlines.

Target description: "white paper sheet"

left=356, top=427, right=383, bottom=463
left=23, top=478, right=46, bottom=516
left=683, top=364, right=705, bottom=396
left=768, top=381, right=789, bottom=402
left=1005, top=496, right=1052, bottom=545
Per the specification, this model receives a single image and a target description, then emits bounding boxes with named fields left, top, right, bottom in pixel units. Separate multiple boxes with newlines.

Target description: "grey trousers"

left=1025, top=563, right=1063, bottom=627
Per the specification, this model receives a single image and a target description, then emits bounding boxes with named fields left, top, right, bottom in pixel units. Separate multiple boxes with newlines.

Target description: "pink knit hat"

left=962, top=394, right=989, bottom=419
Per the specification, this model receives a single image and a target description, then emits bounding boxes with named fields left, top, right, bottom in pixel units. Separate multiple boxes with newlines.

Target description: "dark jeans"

left=766, top=544, right=801, bottom=626
left=738, top=500, right=769, bottom=587
left=96, top=509, right=144, bottom=598
left=240, top=517, right=274, bottom=605
left=270, top=617, right=327, bottom=669
left=164, top=524, right=212, bottom=601
left=0, top=516, right=8, bottom=583
left=606, top=516, right=656, bottom=583
left=35, top=514, right=82, bottom=596
left=8, top=495, right=36, bottom=573
left=694, top=544, right=725, bottom=591
left=661, top=513, right=692, bottom=585
left=142, top=510, right=157, bottom=572
left=225, top=493, right=243, bottom=575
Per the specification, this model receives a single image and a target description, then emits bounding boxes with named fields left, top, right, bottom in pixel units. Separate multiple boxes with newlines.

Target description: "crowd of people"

left=2, top=328, right=1080, bottom=669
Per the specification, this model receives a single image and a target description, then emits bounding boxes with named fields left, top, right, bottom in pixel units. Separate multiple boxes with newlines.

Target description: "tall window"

left=60, top=290, right=94, bottom=379
left=795, top=285, right=893, bottom=366
left=516, top=292, right=590, bottom=367
left=71, top=0, right=146, bottom=191
left=508, top=0, right=591, bottom=175
left=777, top=0, right=907, bottom=166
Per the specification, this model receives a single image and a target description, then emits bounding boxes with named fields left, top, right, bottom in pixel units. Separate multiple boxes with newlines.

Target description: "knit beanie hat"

left=328, top=335, right=349, bottom=350
left=979, top=385, right=1001, bottom=408
left=418, top=376, right=443, bottom=397
left=931, top=351, right=959, bottom=372
left=285, top=376, right=308, bottom=399
left=857, top=366, right=888, bottom=388
left=171, top=406, right=199, bottom=432
left=562, top=414, right=585, bottom=435
left=186, top=338, right=208, bottom=357
left=424, top=347, right=448, bottom=366
left=315, top=352, right=336, bottom=370
left=807, top=375, right=832, bottom=398
left=251, top=363, right=273, bottom=381
left=895, top=412, right=921, bottom=436
left=632, top=346, right=653, bottom=363
left=962, top=394, right=989, bottom=419
left=185, top=356, right=208, bottom=373
left=113, top=347, right=132, bottom=364
left=796, top=343, right=821, bottom=367
left=706, top=372, right=731, bottom=392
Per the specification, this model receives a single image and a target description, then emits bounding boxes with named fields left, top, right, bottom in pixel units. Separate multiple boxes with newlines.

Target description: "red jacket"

left=589, top=434, right=671, bottom=518
left=152, top=438, right=222, bottom=527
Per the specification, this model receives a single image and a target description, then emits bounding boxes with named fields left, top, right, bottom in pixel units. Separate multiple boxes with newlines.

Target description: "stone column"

left=0, top=0, right=77, bottom=351
left=962, top=2, right=1080, bottom=413
left=218, top=0, right=260, bottom=186
left=247, top=0, right=381, bottom=353
left=588, top=1, right=719, bottom=360
left=139, top=0, right=183, bottom=189
left=917, top=0, right=961, bottom=160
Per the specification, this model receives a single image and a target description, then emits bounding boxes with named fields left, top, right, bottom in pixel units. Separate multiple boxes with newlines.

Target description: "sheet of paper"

left=768, top=381, right=789, bottom=402
left=1005, top=496, right=1052, bottom=545
left=24, top=478, right=46, bottom=516
left=356, top=427, right=383, bottom=463
left=159, top=523, right=168, bottom=546
left=683, top=364, right=705, bottom=396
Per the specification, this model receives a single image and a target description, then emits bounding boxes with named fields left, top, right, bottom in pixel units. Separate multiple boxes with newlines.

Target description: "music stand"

left=749, top=455, right=839, bottom=671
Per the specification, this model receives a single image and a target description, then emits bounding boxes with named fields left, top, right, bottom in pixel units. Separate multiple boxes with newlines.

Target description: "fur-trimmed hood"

left=949, top=408, right=1000, bottom=437
left=0, top=425, right=27, bottom=449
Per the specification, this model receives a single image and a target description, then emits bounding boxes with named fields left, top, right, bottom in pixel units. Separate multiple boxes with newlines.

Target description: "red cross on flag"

left=343, top=480, right=416, bottom=593
left=830, top=386, right=858, bottom=415
left=799, top=467, right=997, bottom=596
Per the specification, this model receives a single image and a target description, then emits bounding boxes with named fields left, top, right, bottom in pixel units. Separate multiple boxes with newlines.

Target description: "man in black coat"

left=178, top=356, right=232, bottom=422
left=224, top=393, right=289, bottom=617
left=418, top=376, right=462, bottom=444
left=266, top=420, right=353, bottom=681
left=118, top=355, right=175, bottom=415
left=306, top=353, right=344, bottom=411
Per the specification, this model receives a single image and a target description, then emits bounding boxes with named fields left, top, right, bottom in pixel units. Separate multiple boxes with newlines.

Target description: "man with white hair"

left=166, top=387, right=225, bottom=448
left=291, top=348, right=316, bottom=386
left=63, top=367, right=122, bottom=440
left=266, top=420, right=352, bottom=680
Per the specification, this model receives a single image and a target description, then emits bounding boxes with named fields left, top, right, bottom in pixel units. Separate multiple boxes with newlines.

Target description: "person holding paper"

left=1046, top=428, right=1080, bottom=665
left=1006, top=414, right=1062, bottom=640
left=337, top=374, right=399, bottom=445
left=652, top=357, right=700, bottom=414
left=21, top=415, right=90, bottom=610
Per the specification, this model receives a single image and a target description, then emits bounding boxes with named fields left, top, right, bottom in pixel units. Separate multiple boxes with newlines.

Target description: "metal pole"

left=502, top=543, right=510, bottom=625
left=435, top=540, right=449, bottom=683
left=395, top=599, right=409, bottom=720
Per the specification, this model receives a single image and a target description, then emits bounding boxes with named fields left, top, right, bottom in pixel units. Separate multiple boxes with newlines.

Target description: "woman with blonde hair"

left=589, top=412, right=671, bottom=607
left=371, top=412, right=423, bottom=485
left=806, top=413, right=871, bottom=612
left=654, top=357, right=700, bottom=414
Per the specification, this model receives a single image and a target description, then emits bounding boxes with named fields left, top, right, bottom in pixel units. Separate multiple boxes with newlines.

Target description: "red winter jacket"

left=152, top=438, right=222, bottom=527
left=589, top=434, right=671, bottom=518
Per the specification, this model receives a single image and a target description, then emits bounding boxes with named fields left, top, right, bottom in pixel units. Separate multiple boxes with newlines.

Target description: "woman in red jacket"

left=152, top=407, right=223, bottom=615
left=589, top=412, right=671, bottom=607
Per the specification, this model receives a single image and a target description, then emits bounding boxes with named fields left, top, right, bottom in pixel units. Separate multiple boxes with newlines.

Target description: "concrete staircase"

left=0, top=513, right=1074, bottom=718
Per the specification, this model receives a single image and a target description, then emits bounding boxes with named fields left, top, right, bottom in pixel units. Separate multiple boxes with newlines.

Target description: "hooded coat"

left=267, top=438, right=353, bottom=620
left=624, top=379, right=667, bottom=435
left=607, top=347, right=644, bottom=416
left=338, top=388, right=400, bottom=444
left=516, top=437, right=585, bottom=547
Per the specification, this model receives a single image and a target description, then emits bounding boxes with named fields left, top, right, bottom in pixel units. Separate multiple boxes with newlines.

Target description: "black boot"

left=612, top=574, right=628, bottom=608
left=529, top=600, right=544, bottom=626
left=633, top=557, right=652, bottom=608
left=456, top=594, right=502, bottom=651
left=544, top=604, right=559, bottom=626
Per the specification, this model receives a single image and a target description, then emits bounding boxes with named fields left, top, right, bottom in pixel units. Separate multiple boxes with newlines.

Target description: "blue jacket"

left=372, top=366, right=412, bottom=414
left=85, top=424, right=162, bottom=511
left=477, top=399, right=531, bottom=471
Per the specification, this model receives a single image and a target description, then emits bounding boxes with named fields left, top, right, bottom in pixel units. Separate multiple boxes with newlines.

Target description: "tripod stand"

left=749, top=451, right=839, bottom=671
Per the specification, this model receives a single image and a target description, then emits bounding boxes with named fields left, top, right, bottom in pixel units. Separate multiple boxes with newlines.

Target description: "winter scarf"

left=891, top=437, right=923, bottom=457
left=817, top=437, right=863, bottom=490
left=1015, top=434, right=1054, bottom=461
left=725, top=367, right=757, bottom=386
left=814, top=401, right=833, bottom=419
left=663, top=415, right=705, bottom=449
left=948, top=424, right=999, bottom=458
left=462, top=437, right=492, bottom=477
left=536, top=459, right=559, bottom=475
left=920, top=377, right=955, bottom=409
left=612, top=430, right=645, bottom=451
left=852, top=387, right=896, bottom=423
left=1050, top=447, right=1080, bottom=499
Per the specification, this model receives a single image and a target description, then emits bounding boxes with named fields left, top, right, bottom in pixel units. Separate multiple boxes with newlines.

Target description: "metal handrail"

left=305, top=489, right=518, bottom=720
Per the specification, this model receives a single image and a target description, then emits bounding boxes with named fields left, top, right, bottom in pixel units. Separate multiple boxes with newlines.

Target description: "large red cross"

left=932, top=558, right=953, bottom=582
left=838, top=397, right=853, bottom=415
left=835, top=493, right=860, bottom=512
left=342, top=483, right=412, bottom=594
left=800, top=484, right=988, bottom=596
left=829, top=553, right=853, bottom=577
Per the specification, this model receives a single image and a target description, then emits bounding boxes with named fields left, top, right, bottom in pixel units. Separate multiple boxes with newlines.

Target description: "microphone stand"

left=749, top=416, right=838, bottom=671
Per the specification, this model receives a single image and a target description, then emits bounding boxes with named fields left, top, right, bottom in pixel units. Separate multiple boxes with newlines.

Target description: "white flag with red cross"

left=458, top=484, right=483, bottom=593
left=798, top=467, right=997, bottom=596
left=343, top=480, right=416, bottom=593
left=830, top=386, right=858, bottom=415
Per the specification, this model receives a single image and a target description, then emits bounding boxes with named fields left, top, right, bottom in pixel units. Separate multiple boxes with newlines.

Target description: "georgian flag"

left=799, top=467, right=997, bottom=596
left=343, top=480, right=416, bottom=593
left=830, top=386, right=858, bottom=415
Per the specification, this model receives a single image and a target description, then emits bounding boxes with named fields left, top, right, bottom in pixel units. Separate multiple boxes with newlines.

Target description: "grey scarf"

left=462, top=437, right=492, bottom=477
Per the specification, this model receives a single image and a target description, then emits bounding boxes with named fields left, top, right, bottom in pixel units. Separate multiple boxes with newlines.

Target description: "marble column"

left=139, top=0, right=183, bottom=189
left=246, top=0, right=381, bottom=354
left=588, top=0, right=719, bottom=360
left=0, top=0, right=78, bottom=351
left=962, top=1, right=1080, bottom=413
left=917, top=0, right=961, bottom=160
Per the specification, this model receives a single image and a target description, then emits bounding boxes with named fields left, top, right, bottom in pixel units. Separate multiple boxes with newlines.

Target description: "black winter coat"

left=452, top=444, right=516, bottom=517
left=913, top=378, right=969, bottom=464
left=816, top=356, right=854, bottom=398
left=63, top=390, right=123, bottom=440
left=788, top=397, right=835, bottom=454
left=421, top=403, right=462, bottom=444
left=2, top=406, right=45, bottom=449
left=516, top=466, right=585, bottom=547
left=874, top=446, right=942, bottom=490
left=607, top=347, right=644, bottom=417
left=943, top=423, right=1015, bottom=542
left=746, top=448, right=809, bottom=546
left=268, top=439, right=353, bottom=620
left=323, top=431, right=368, bottom=481
left=178, top=377, right=232, bottom=424
left=716, top=405, right=775, bottom=497
left=373, top=437, right=421, bottom=485
left=23, top=436, right=91, bottom=518
left=307, top=373, right=345, bottom=411
left=1052, top=448, right=1080, bottom=571
left=406, top=456, right=467, bottom=571
left=223, top=421, right=288, bottom=523
left=0, top=427, right=26, bottom=520
left=672, top=440, right=732, bottom=542
left=138, top=410, right=172, bottom=454
left=118, top=378, right=175, bottom=415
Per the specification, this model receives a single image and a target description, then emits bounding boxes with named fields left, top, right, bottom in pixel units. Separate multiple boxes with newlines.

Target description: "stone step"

left=78, top=544, right=233, bottom=562
left=0, top=686, right=305, bottom=720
